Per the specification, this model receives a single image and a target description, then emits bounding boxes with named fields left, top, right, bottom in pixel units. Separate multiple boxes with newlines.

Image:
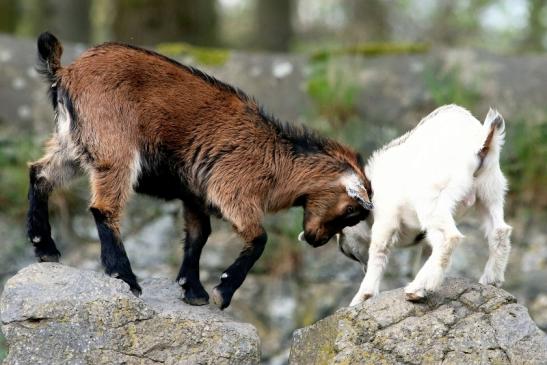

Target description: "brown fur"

left=55, top=42, right=369, bottom=237
left=29, top=33, right=371, bottom=308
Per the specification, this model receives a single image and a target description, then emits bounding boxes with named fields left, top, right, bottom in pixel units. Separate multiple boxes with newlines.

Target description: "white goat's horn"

left=298, top=231, right=306, bottom=242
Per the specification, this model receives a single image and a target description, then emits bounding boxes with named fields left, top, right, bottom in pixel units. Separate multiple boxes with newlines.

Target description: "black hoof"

left=183, top=288, right=209, bottom=306
left=179, top=279, right=209, bottom=306
left=33, top=237, right=61, bottom=263
left=212, top=285, right=233, bottom=310
left=405, top=292, right=427, bottom=303
left=130, top=286, right=142, bottom=297
left=108, top=271, right=141, bottom=297
left=126, top=280, right=142, bottom=297
left=183, top=293, right=209, bottom=306
left=38, top=253, right=61, bottom=263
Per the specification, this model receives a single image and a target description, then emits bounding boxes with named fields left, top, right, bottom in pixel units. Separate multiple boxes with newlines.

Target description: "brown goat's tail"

left=37, top=32, right=63, bottom=85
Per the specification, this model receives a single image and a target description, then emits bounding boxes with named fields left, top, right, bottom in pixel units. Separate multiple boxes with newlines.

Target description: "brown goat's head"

left=299, top=172, right=372, bottom=247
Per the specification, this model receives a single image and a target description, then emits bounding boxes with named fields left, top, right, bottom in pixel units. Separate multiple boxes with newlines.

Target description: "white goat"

left=338, top=105, right=512, bottom=305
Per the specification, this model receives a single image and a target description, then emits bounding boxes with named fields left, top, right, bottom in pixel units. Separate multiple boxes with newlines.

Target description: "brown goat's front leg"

left=177, top=200, right=211, bottom=306
left=212, top=226, right=267, bottom=310
left=89, top=166, right=141, bottom=296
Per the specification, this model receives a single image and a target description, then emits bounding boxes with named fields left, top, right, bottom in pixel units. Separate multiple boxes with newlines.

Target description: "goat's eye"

left=345, top=206, right=355, bottom=215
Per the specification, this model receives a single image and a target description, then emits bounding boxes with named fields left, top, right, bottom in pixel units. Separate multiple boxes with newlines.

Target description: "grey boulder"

left=0, top=263, right=260, bottom=365
left=290, top=278, right=547, bottom=365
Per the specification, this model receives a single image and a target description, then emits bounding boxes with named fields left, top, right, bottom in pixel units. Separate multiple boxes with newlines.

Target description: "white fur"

left=38, top=104, right=80, bottom=186
left=56, top=102, right=72, bottom=139
left=130, top=151, right=142, bottom=188
left=346, top=105, right=512, bottom=306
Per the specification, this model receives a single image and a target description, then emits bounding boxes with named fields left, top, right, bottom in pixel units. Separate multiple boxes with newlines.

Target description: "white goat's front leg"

left=350, top=219, right=397, bottom=306
left=405, top=221, right=463, bottom=301
left=479, top=201, right=512, bottom=287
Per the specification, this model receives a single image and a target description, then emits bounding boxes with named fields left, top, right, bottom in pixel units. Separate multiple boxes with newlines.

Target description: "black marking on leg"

left=213, top=231, right=267, bottom=310
left=177, top=202, right=211, bottom=306
left=90, top=207, right=141, bottom=296
left=27, top=165, right=61, bottom=261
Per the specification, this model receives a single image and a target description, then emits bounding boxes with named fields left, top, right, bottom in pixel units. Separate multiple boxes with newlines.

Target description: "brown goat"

left=28, top=32, right=372, bottom=309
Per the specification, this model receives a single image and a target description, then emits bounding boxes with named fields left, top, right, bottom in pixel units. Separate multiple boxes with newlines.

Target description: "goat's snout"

left=298, top=230, right=330, bottom=247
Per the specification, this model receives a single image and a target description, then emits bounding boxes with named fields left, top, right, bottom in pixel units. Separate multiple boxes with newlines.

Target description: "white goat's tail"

left=476, top=108, right=505, bottom=174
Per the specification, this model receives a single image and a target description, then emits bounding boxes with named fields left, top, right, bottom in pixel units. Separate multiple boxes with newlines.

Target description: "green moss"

left=311, top=42, right=429, bottom=62
left=156, top=42, right=230, bottom=66
left=0, top=331, right=6, bottom=361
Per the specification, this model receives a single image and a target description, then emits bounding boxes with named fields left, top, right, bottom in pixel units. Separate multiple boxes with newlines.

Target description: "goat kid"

left=337, top=105, right=512, bottom=305
left=28, top=32, right=372, bottom=310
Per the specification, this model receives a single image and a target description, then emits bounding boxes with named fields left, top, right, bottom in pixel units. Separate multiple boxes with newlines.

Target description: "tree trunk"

left=253, top=0, right=293, bottom=51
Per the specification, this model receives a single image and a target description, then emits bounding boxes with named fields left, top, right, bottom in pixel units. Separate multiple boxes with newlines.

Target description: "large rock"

left=0, top=263, right=260, bottom=364
left=289, top=278, right=547, bottom=365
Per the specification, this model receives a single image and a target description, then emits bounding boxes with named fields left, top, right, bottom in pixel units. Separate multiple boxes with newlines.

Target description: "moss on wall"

left=310, top=42, right=429, bottom=61
left=156, top=42, right=230, bottom=66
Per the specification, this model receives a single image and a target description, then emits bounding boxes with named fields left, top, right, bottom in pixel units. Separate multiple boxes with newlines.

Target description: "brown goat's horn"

left=344, top=175, right=373, bottom=210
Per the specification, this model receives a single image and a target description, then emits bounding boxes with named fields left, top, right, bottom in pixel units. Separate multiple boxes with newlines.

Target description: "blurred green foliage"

left=259, top=209, right=304, bottom=275
left=503, top=120, right=547, bottom=210
left=306, top=58, right=360, bottom=130
left=424, top=64, right=482, bottom=109
left=0, top=137, right=41, bottom=220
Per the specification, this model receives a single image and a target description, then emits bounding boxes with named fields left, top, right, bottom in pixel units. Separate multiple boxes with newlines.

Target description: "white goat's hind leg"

left=479, top=201, right=512, bottom=287
left=350, top=219, right=397, bottom=306
left=405, top=219, right=463, bottom=301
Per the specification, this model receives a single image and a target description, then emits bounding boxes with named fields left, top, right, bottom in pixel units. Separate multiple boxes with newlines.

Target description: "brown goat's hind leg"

left=212, top=226, right=267, bottom=310
left=28, top=164, right=61, bottom=262
left=89, top=167, right=141, bottom=296
left=177, top=200, right=211, bottom=306
left=27, top=138, right=79, bottom=262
